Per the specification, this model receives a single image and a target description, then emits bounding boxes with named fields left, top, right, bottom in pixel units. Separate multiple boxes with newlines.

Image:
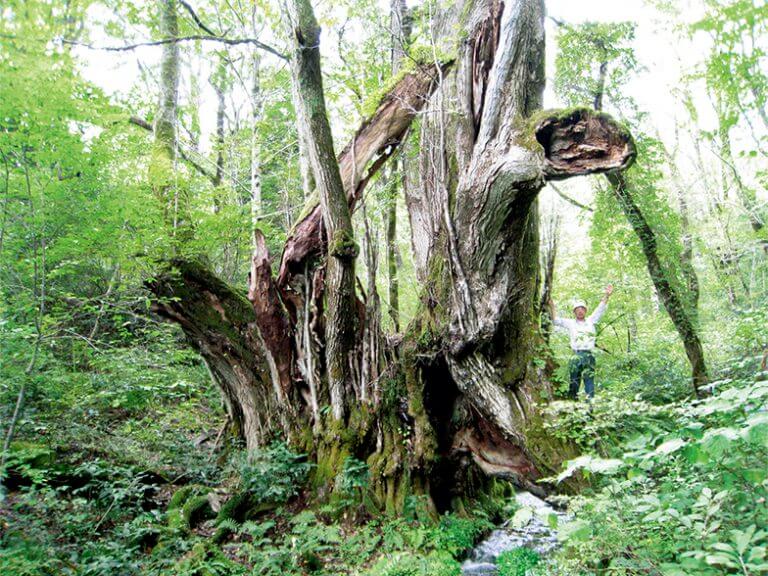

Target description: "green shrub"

left=366, top=551, right=461, bottom=576
left=497, top=547, right=540, bottom=576
left=240, top=442, right=311, bottom=504
left=432, top=513, right=493, bottom=558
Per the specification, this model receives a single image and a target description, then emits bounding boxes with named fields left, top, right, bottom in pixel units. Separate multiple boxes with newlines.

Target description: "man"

left=548, top=284, right=614, bottom=399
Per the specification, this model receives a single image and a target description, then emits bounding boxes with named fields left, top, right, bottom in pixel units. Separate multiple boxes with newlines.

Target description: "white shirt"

left=553, top=301, right=607, bottom=351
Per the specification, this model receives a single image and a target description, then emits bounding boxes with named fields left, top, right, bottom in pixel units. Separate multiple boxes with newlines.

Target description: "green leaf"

left=732, top=525, right=757, bottom=556
left=559, top=519, right=592, bottom=543
left=705, top=553, right=739, bottom=568
left=556, top=455, right=624, bottom=482
left=655, top=438, right=687, bottom=455
left=700, top=427, right=739, bottom=456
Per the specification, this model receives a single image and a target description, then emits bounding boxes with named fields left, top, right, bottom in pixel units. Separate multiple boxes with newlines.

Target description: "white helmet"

left=572, top=299, right=587, bottom=311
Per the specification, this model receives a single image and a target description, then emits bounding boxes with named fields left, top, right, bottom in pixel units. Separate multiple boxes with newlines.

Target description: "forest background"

left=1, top=0, right=767, bottom=575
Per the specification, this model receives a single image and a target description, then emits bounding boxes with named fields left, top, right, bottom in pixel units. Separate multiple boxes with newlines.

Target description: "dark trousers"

left=569, top=350, right=595, bottom=399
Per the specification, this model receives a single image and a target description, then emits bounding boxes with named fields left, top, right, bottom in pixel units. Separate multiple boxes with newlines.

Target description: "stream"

left=461, top=491, right=565, bottom=575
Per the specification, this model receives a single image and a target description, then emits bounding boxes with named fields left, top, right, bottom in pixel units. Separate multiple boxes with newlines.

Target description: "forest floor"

left=1, top=336, right=767, bottom=576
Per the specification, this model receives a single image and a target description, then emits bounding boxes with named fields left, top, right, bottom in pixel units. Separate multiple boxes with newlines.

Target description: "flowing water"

left=461, top=491, right=565, bottom=575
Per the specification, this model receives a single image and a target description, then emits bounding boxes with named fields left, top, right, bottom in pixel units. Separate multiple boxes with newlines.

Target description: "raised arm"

left=589, top=284, right=614, bottom=324
left=548, top=297, right=568, bottom=328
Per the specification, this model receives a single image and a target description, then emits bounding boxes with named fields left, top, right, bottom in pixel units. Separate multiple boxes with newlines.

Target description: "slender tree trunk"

left=385, top=0, right=411, bottom=334
left=605, top=171, right=708, bottom=394
left=662, top=138, right=700, bottom=317
left=539, top=213, right=560, bottom=343
left=152, top=0, right=184, bottom=235
left=285, top=0, right=358, bottom=421
left=592, top=90, right=708, bottom=394
left=211, top=56, right=227, bottom=193
left=250, top=53, right=263, bottom=230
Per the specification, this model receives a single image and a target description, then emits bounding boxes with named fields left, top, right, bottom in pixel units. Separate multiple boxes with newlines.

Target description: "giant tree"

left=148, top=0, right=634, bottom=510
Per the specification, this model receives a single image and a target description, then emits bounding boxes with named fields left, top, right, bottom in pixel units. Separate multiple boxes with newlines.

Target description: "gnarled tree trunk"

left=147, top=0, right=635, bottom=510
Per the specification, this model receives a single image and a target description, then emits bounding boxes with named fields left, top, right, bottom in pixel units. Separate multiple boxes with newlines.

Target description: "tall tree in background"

left=152, top=0, right=183, bottom=234
left=694, top=1, right=767, bottom=245
left=555, top=21, right=709, bottom=394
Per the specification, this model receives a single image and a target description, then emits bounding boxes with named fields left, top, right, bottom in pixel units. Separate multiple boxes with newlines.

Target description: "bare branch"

left=178, top=0, right=218, bottom=37
left=60, top=35, right=287, bottom=60
left=548, top=182, right=594, bottom=212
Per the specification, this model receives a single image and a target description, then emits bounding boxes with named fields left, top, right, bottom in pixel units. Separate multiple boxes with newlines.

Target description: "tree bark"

left=151, top=0, right=184, bottom=231
left=403, top=0, right=634, bottom=492
left=284, top=0, right=357, bottom=421
left=148, top=260, right=282, bottom=449
left=385, top=0, right=411, bottom=334
left=277, top=61, right=449, bottom=288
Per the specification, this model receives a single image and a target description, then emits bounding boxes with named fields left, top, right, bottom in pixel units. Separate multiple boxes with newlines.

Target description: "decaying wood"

left=148, top=259, right=280, bottom=449
left=536, top=109, right=636, bottom=179
left=277, top=61, right=449, bottom=287
left=248, top=230, right=294, bottom=404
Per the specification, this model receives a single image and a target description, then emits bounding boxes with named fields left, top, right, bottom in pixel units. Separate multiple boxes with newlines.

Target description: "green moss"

left=181, top=494, right=215, bottom=529
left=329, top=229, right=359, bottom=260
left=167, top=508, right=185, bottom=531
left=168, top=485, right=198, bottom=510
left=214, top=491, right=251, bottom=524
left=360, top=44, right=455, bottom=118
left=293, top=189, right=320, bottom=227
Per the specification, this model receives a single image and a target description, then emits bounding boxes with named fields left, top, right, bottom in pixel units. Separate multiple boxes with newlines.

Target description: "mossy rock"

left=7, top=441, right=55, bottom=469
left=181, top=494, right=216, bottom=529
left=168, top=484, right=201, bottom=510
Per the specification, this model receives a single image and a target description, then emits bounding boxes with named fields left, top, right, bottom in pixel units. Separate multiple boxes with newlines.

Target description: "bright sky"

left=74, top=0, right=726, bottom=260
left=76, top=0, right=716, bottom=145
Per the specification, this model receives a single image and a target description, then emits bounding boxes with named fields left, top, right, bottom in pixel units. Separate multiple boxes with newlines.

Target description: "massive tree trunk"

left=403, top=0, right=635, bottom=495
left=147, top=0, right=634, bottom=510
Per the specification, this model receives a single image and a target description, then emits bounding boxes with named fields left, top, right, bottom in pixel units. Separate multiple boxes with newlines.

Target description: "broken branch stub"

left=535, top=108, right=636, bottom=180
